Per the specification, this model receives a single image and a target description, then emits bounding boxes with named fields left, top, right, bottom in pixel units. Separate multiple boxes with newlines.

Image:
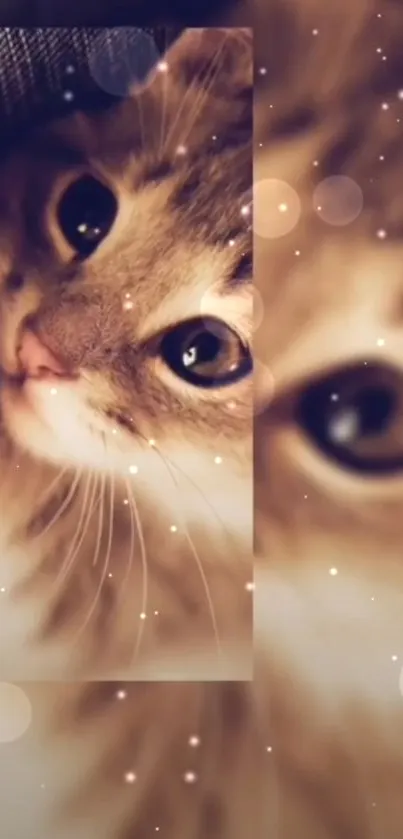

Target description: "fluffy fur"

left=255, top=1, right=403, bottom=837
left=0, top=28, right=253, bottom=680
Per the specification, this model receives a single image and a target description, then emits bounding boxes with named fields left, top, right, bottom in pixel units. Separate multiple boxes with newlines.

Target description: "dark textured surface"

left=0, top=0, right=241, bottom=26
left=0, top=27, right=182, bottom=152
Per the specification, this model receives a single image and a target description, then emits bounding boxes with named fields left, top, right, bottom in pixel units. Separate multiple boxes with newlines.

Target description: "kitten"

left=0, top=27, right=253, bottom=680
left=254, top=1, right=403, bottom=837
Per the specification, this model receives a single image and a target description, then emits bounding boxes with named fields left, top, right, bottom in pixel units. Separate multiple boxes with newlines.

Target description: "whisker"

left=150, top=448, right=222, bottom=655
left=73, top=468, right=114, bottom=645
left=53, top=472, right=98, bottom=590
left=35, top=464, right=71, bottom=508
left=162, top=32, right=229, bottom=155
left=124, top=478, right=149, bottom=666
left=31, top=469, right=83, bottom=542
left=116, top=481, right=135, bottom=603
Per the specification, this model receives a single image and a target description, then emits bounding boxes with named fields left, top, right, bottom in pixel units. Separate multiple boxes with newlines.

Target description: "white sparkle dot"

left=312, top=28, right=319, bottom=35
left=188, top=735, right=200, bottom=747
left=266, top=745, right=272, bottom=752
left=376, top=47, right=382, bottom=54
left=50, top=388, right=58, bottom=396
left=377, top=338, right=385, bottom=347
left=245, top=581, right=255, bottom=592
left=112, top=428, right=117, bottom=435
left=313, top=160, right=319, bottom=167
left=377, top=228, right=387, bottom=239
left=381, top=102, right=389, bottom=111
left=212, top=135, right=217, bottom=141
left=241, top=205, right=250, bottom=217
left=148, top=439, right=156, bottom=447
left=116, top=690, right=127, bottom=700
left=228, top=239, right=236, bottom=247
left=258, top=67, right=267, bottom=75
left=123, top=300, right=134, bottom=311
left=398, top=90, right=403, bottom=100
left=170, top=525, right=178, bottom=533
left=129, top=465, right=138, bottom=475
left=303, top=494, right=308, bottom=499
left=214, top=456, right=223, bottom=465
left=123, top=498, right=129, bottom=505
left=329, top=567, right=338, bottom=576
left=63, top=90, right=74, bottom=102
left=66, top=64, right=76, bottom=74
left=330, top=393, right=339, bottom=401
left=392, top=654, right=398, bottom=661
left=379, top=155, right=384, bottom=161
left=294, top=250, right=301, bottom=256
left=124, top=771, right=137, bottom=784
left=183, top=771, right=198, bottom=784
left=278, top=203, right=288, bottom=213
left=176, top=144, right=187, bottom=156
left=140, top=612, right=146, bottom=620
left=154, top=610, right=159, bottom=616
left=157, top=61, right=168, bottom=73
left=382, top=56, right=387, bottom=61
left=0, top=588, right=5, bottom=593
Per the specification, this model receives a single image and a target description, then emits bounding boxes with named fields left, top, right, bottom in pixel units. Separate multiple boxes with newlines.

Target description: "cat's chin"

left=0, top=375, right=134, bottom=475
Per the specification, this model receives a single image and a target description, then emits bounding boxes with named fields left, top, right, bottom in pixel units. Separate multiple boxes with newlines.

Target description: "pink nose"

left=18, top=329, right=69, bottom=379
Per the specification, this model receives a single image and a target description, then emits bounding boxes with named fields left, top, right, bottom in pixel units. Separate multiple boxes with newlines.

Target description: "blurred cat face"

left=255, top=144, right=403, bottom=571
left=0, top=29, right=252, bottom=530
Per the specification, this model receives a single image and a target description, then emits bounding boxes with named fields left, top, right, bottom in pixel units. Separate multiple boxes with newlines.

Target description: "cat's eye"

left=159, top=317, right=252, bottom=388
left=57, top=175, right=118, bottom=258
left=296, top=362, right=403, bottom=474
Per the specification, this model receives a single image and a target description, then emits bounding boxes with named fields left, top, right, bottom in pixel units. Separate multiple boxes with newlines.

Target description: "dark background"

left=0, top=1, right=249, bottom=152
left=0, top=0, right=246, bottom=27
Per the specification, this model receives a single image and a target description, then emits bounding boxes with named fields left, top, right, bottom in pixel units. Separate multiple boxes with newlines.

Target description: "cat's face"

left=0, top=29, right=252, bottom=531
left=253, top=0, right=403, bottom=775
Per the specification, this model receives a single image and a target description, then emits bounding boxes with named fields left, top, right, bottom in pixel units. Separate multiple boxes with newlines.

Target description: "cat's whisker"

left=158, top=61, right=169, bottom=158
left=116, top=481, right=135, bottom=604
left=159, top=448, right=231, bottom=538
left=92, top=472, right=105, bottom=568
left=152, top=447, right=222, bottom=654
left=30, top=468, right=83, bottom=542
left=124, top=478, right=148, bottom=666
left=53, top=471, right=98, bottom=590
left=162, top=34, right=228, bottom=156
left=73, top=468, right=114, bottom=645
left=35, top=464, right=70, bottom=508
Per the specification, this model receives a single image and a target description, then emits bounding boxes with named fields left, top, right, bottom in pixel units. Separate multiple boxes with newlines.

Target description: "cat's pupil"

left=297, top=364, right=402, bottom=474
left=57, top=175, right=118, bottom=258
left=159, top=317, right=252, bottom=389
left=182, top=332, right=221, bottom=369
left=327, top=389, right=394, bottom=445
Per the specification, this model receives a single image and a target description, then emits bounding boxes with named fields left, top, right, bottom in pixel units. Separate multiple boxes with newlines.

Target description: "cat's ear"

left=157, top=27, right=252, bottom=102
left=138, top=28, right=252, bottom=149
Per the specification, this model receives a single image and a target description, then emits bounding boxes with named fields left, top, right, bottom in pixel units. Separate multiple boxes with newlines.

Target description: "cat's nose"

left=18, top=329, right=69, bottom=379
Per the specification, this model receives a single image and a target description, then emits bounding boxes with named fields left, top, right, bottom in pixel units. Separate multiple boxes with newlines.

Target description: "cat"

left=0, top=27, right=253, bottom=681
left=0, top=28, right=257, bottom=839
left=254, top=0, right=403, bottom=837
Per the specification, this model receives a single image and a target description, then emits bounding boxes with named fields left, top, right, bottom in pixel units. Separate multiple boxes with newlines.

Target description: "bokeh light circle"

left=313, top=176, right=364, bottom=226
left=253, top=286, right=265, bottom=333
left=0, top=683, right=32, bottom=743
left=254, top=179, right=301, bottom=239
left=88, top=28, right=160, bottom=97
